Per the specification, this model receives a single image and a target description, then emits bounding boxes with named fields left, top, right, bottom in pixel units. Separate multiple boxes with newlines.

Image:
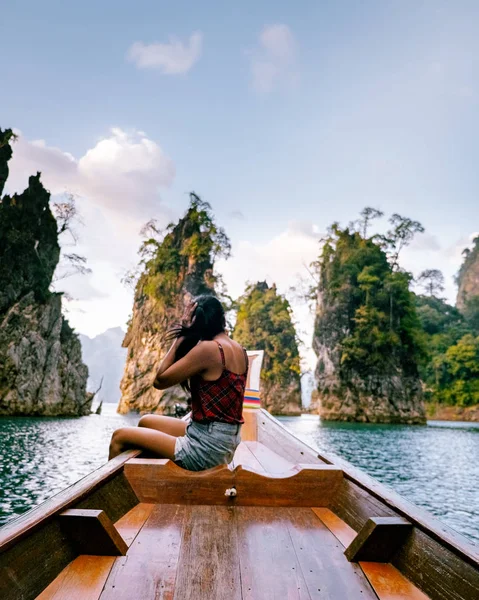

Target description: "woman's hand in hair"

left=182, top=301, right=197, bottom=327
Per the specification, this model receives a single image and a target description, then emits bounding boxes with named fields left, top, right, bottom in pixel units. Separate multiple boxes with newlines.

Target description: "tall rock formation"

left=312, top=225, right=425, bottom=424
left=456, top=236, right=479, bottom=312
left=118, top=194, right=230, bottom=415
left=233, top=282, right=302, bottom=416
left=0, top=128, right=91, bottom=416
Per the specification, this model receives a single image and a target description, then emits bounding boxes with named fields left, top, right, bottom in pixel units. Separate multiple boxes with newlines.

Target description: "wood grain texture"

left=100, top=504, right=185, bottom=600
left=286, top=508, right=377, bottom=599
left=393, top=528, right=479, bottom=600
left=259, top=409, right=479, bottom=568
left=241, top=408, right=258, bottom=441
left=243, top=441, right=295, bottom=473
left=59, top=510, right=128, bottom=556
left=35, top=556, right=115, bottom=600
left=0, top=519, right=76, bottom=600
left=345, top=517, right=412, bottom=563
left=75, top=472, right=138, bottom=524
left=0, top=450, right=140, bottom=553
left=124, top=459, right=342, bottom=507
left=311, top=507, right=357, bottom=547
left=360, top=562, right=430, bottom=600
left=235, top=506, right=310, bottom=599
left=114, top=503, right=155, bottom=546
left=173, top=506, right=241, bottom=600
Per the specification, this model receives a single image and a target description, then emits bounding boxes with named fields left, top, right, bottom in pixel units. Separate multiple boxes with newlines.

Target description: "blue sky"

left=2, top=1, right=479, bottom=370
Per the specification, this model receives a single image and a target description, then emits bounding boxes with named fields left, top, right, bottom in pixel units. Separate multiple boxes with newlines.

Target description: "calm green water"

left=1, top=406, right=478, bottom=544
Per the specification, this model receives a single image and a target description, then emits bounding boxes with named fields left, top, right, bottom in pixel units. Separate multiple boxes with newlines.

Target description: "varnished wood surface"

left=114, top=503, right=155, bottom=546
left=173, top=506, right=242, bottom=600
left=345, top=517, right=412, bottom=563
left=100, top=504, right=185, bottom=600
left=0, top=449, right=140, bottom=553
left=311, top=507, right=356, bottom=547
left=124, top=458, right=342, bottom=506
left=35, top=505, right=381, bottom=600
left=59, top=509, right=128, bottom=556
left=360, top=562, right=430, bottom=600
left=257, top=410, right=479, bottom=568
left=35, top=556, right=115, bottom=600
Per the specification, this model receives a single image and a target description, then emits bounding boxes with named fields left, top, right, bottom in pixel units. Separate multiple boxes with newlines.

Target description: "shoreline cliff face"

left=456, top=236, right=479, bottom=312
left=233, top=282, right=302, bottom=416
left=312, top=226, right=426, bottom=424
left=0, top=129, right=91, bottom=416
left=118, top=195, right=230, bottom=415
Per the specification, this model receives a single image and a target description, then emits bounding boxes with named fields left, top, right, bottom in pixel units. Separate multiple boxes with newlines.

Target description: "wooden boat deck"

left=34, top=441, right=428, bottom=600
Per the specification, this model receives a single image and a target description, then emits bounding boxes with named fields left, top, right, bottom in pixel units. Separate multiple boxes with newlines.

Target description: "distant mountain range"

left=79, top=327, right=127, bottom=404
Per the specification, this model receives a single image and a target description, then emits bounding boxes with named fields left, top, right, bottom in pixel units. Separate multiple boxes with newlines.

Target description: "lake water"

left=1, top=406, right=478, bottom=544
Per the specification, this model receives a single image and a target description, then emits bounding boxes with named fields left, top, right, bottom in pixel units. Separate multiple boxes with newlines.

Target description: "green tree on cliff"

left=127, top=193, right=231, bottom=328
left=233, top=282, right=302, bottom=414
left=314, top=218, right=425, bottom=379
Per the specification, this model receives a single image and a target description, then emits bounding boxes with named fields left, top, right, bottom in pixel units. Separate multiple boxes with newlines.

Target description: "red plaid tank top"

left=190, top=342, right=248, bottom=425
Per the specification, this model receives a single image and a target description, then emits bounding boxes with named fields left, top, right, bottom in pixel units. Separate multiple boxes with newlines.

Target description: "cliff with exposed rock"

left=0, top=128, right=91, bottom=416
left=312, top=219, right=426, bottom=423
left=118, top=194, right=230, bottom=415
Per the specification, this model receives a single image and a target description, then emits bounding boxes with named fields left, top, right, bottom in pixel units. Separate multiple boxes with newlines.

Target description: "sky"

left=2, top=0, right=479, bottom=376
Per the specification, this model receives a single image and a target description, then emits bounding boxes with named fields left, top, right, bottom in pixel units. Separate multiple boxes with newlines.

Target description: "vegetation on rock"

left=312, top=209, right=426, bottom=423
left=233, top=281, right=302, bottom=415
left=119, top=193, right=231, bottom=414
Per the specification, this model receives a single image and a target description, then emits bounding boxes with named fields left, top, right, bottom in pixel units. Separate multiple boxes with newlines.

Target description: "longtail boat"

left=1, top=354, right=478, bottom=599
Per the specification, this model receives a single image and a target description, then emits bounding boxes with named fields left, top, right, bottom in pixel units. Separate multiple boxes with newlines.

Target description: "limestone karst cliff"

left=312, top=223, right=426, bottom=424
left=118, top=194, right=230, bottom=415
left=456, top=236, right=479, bottom=313
left=0, top=128, right=91, bottom=416
left=233, top=282, right=302, bottom=416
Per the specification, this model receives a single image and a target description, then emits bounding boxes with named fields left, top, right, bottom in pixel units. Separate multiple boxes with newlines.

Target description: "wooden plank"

left=0, top=519, right=76, bottom=600
left=232, top=464, right=343, bottom=507
left=311, top=507, right=356, bottom=547
left=124, top=459, right=234, bottom=504
left=235, top=506, right=310, bottom=599
left=100, top=504, right=185, bottom=600
left=124, top=459, right=342, bottom=506
left=360, top=562, right=430, bottom=600
left=231, top=443, right=265, bottom=472
left=345, top=517, right=412, bottom=563
left=0, top=450, right=140, bottom=553
left=393, top=528, right=479, bottom=600
left=241, top=408, right=257, bottom=441
left=258, top=409, right=479, bottom=568
left=1, top=471, right=138, bottom=600
left=59, top=510, right=128, bottom=556
left=286, top=507, right=377, bottom=599
left=114, top=503, right=155, bottom=546
left=35, top=556, right=115, bottom=600
left=173, top=506, right=241, bottom=600
left=243, top=441, right=295, bottom=473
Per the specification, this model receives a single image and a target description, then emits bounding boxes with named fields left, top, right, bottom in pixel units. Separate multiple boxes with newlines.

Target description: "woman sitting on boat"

left=108, top=295, right=247, bottom=471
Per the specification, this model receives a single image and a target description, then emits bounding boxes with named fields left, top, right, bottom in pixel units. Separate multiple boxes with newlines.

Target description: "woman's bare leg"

left=138, top=414, right=187, bottom=437
left=109, top=427, right=177, bottom=460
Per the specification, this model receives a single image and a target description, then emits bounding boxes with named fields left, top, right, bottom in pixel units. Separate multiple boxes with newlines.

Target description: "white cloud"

left=250, top=24, right=298, bottom=93
left=6, top=129, right=176, bottom=335
left=7, top=128, right=175, bottom=221
left=127, top=32, right=203, bottom=74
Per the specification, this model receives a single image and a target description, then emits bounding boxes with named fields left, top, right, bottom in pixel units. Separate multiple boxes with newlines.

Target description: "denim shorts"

left=174, top=420, right=242, bottom=471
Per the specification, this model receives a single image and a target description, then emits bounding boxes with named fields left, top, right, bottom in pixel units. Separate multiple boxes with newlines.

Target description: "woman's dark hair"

left=164, top=294, right=226, bottom=390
